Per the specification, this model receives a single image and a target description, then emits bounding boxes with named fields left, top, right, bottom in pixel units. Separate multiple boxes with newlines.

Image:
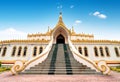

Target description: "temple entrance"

left=56, top=34, right=65, bottom=44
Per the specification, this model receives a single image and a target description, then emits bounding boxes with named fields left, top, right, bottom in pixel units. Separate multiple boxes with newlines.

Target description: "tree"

left=0, top=61, right=1, bottom=67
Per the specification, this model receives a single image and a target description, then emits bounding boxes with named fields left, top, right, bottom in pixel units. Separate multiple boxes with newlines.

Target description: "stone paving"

left=0, top=71, right=120, bottom=82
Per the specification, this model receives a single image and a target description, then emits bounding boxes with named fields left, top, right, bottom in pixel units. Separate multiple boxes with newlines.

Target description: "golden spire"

left=71, top=26, right=75, bottom=34
left=58, top=12, right=63, bottom=23
left=72, top=26, right=74, bottom=32
left=54, top=12, right=66, bottom=29
left=48, top=26, right=50, bottom=32
left=56, top=12, right=65, bottom=27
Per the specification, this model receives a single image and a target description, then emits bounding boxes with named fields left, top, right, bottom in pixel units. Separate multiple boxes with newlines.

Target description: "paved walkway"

left=0, top=71, right=120, bottom=82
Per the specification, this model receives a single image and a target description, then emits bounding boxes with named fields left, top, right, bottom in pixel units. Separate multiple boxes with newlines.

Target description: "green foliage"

left=110, top=67, right=116, bottom=71
left=0, top=67, right=11, bottom=72
left=5, top=67, right=11, bottom=70
left=0, top=61, right=1, bottom=67
left=110, top=66, right=120, bottom=72
left=0, top=61, right=11, bottom=73
left=116, top=69, right=120, bottom=72
left=116, top=66, right=120, bottom=69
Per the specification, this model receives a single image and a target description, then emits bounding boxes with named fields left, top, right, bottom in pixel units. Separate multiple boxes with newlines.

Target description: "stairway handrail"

left=68, top=39, right=111, bottom=75
left=11, top=38, right=53, bottom=75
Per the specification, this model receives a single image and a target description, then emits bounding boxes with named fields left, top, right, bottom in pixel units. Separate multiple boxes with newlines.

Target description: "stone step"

left=21, top=44, right=102, bottom=75
left=36, top=63, right=84, bottom=66
left=37, top=62, right=83, bottom=65
left=21, top=71, right=101, bottom=75
left=34, top=64, right=85, bottom=67
left=38, top=62, right=82, bottom=64
left=24, top=71, right=96, bottom=74
left=25, top=69, right=95, bottom=72
left=30, top=66, right=90, bottom=69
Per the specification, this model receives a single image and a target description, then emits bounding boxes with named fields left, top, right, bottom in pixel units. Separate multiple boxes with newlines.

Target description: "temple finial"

left=71, top=26, right=75, bottom=34
left=60, top=12, right=62, bottom=15
left=48, top=26, right=50, bottom=32
left=56, top=12, right=65, bottom=27
left=72, top=26, right=74, bottom=32
left=59, top=12, right=62, bottom=22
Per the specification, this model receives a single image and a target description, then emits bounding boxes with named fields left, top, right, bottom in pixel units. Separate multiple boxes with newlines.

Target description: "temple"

left=0, top=13, right=120, bottom=75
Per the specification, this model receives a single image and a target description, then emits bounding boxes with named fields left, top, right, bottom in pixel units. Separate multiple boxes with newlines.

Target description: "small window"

left=105, top=47, right=110, bottom=57
left=18, top=47, right=22, bottom=56
left=11, top=46, right=16, bottom=56
left=114, top=47, right=119, bottom=57
left=84, top=47, right=88, bottom=56
left=78, top=47, right=82, bottom=54
left=2, top=47, right=7, bottom=57
left=39, top=47, right=43, bottom=54
left=23, top=47, right=27, bottom=56
left=33, top=47, right=37, bottom=56
left=94, top=47, right=98, bottom=57
left=100, top=47, right=104, bottom=56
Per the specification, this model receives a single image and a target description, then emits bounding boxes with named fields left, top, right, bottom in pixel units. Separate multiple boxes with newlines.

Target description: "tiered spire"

left=59, top=12, right=63, bottom=22
left=48, top=26, right=50, bottom=32
left=56, top=12, right=65, bottom=27
left=71, top=26, right=75, bottom=34
left=72, top=26, right=74, bottom=32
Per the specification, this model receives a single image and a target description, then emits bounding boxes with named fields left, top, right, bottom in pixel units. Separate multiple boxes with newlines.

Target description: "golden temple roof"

left=0, top=39, right=50, bottom=44
left=72, top=39, right=120, bottom=44
left=71, top=33, right=94, bottom=37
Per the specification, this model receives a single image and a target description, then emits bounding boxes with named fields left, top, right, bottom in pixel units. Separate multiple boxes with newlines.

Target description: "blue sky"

left=0, top=0, right=120, bottom=40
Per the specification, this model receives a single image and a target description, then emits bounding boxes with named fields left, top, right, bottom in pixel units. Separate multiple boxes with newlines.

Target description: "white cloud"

left=75, top=20, right=82, bottom=24
left=93, top=11, right=100, bottom=16
left=0, top=28, right=27, bottom=40
left=74, top=20, right=82, bottom=25
left=57, top=5, right=63, bottom=9
left=70, top=5, right=74, bottom=8
left=92, top=11, right=107, bottom=19
left=98, top=14, right=107, bottom=19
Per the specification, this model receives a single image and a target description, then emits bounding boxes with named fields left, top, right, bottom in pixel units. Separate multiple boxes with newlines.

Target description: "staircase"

left=21, top=44, right=101, bottom=75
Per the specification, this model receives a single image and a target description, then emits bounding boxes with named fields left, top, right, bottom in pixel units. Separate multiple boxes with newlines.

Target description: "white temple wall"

left=0, top=42, right=120, bottom=65
left=0, top=43, right=48, bottom=61
left=74, top=43, right=120, bottom=61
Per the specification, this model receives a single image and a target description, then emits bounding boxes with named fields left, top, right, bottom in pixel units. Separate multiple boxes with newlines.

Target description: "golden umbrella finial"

left=60, top=12, right=62, bottom=15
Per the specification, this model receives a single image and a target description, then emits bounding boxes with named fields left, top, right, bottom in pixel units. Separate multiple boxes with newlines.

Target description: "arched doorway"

left=56, top=34, right=65, bottom=44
